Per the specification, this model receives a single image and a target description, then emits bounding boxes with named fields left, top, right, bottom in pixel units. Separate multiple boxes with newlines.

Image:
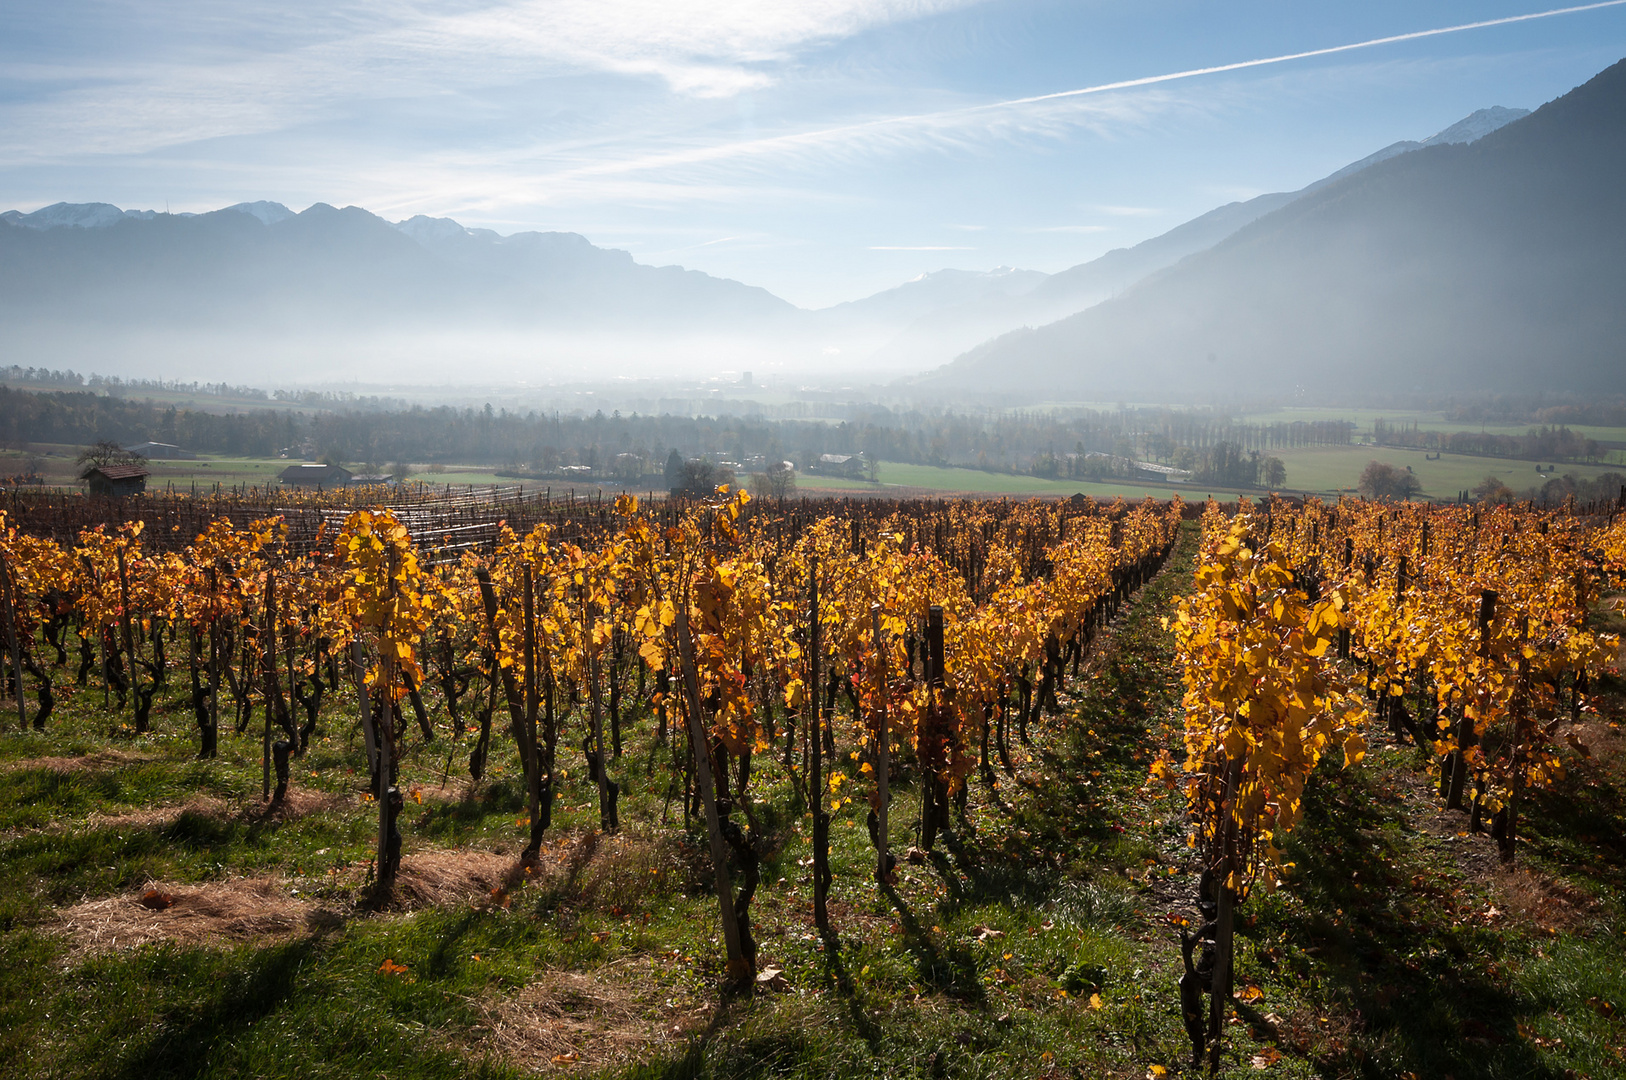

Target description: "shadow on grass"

left=98, top=938, right=317, bottom=1080
left=1266, top=762, right=1571, bottom=1080
left=880, top=882, right=982, bottom=1002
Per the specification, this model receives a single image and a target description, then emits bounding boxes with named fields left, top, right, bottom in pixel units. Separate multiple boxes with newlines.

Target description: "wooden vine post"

left=116, top=545, right=139, bottom=731
left=871, top=602, right=890, bottom=885
left=809, top=558, right=830, bottom=932
left=920, top=604, right=947, bottom=852
left=0, top=549, right=25, bottom=729
left=674, top=605, right=751, bottom=986
left=522, top=566, right=544, bottom=840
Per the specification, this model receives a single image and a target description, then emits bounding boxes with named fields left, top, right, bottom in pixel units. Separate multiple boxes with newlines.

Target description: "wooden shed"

left=278, top=463, right=353, bottom=488
left=84, top=464, right=149, bottom=498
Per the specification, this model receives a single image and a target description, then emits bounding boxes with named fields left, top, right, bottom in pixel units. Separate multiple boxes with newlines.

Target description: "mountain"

left=820, top=267, right=1048, bottom=329
left=856, top=106, right=1527, bottom=374
left=805, top=267, right=1051, bottom=371
left=0, top=200, right=800, bottom=381
left=923, top=64, right=1625, bottom=400
left=0, top=201, right=794, bottom=330
left=0, top=100, right=1539, bottom=387
left=0, top=202, right=181, bottom=229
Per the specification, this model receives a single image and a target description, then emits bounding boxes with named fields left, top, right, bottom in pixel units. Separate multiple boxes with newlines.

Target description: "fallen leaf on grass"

left=139, top=890, right=175, bottom=911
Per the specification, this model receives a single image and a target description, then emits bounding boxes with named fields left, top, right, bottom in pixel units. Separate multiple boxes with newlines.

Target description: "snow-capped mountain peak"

left=1422, top=106, right=1531, bottom=147
left=224, top=201, right=295, bottom=225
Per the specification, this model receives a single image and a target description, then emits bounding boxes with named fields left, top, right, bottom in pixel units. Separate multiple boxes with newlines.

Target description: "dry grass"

left=53, top=876, right=343, bottom=959
left=393, top=849, right=521, bottom=909
left=1491, top=865, right=1598, bottom=934
left=2, top=749, right=156, bottom=773
left=87, top=796, right=232, bottom=831
left=86, top=788, right=346, bottom=832
left=474, top=960, right=707, bottom=1071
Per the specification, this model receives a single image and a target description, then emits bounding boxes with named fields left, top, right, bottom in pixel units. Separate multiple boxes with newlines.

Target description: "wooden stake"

left=675, top=605, right=750, bottom=985
left=872, top=603, right=889, bottom=885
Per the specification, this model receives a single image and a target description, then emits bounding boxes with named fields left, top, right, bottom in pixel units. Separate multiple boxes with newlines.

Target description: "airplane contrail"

left=996, top=0, right=1626, bottom=110
left=562, top=0, right=1626, bottom=179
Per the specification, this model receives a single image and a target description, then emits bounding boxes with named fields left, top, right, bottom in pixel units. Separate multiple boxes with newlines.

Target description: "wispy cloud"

left=0, top=1, right=990, bottom=160
left=495, top=0, right=1626, bottom=184
left=868, top=245, right=975, bottom=250
left=1024, top=225, right=1113, bottom=233
left=1090, top=206, right=1161, bottom=217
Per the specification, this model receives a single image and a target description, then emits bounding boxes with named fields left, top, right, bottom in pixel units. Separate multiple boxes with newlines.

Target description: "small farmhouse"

left=278, top=463, right=353, bottom=487
left=815, top=453, right=867, bottom=478
left=84, top=464, right=149, bottom=498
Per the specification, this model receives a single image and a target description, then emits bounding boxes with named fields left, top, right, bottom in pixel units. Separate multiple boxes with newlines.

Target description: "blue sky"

left=4, top=1, right=1626, bottom=308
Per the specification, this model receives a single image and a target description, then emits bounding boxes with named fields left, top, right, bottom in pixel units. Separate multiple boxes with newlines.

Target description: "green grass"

left=0, top=525, right=1621, bottom=1078
left=1269, top=444, right=1624, bottom=499
left=792, top=462, right=1194, bottom=500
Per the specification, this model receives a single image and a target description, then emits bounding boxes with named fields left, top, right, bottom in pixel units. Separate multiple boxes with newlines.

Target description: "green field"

left=800, top=463, right=1197, bottom=501
left=1270, top=444, right=1623, bottom=499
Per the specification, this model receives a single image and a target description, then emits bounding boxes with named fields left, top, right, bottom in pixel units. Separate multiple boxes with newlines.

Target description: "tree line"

left=1373, top=420, right=1607, bottom=462
left=0, top=385, right=1333, bottom=479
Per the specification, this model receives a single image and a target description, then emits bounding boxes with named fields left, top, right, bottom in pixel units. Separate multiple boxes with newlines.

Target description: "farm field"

left=799, top=463, right=1188, bottom=500
left=1234, top=406, right=1626, bottom=446
left=7, top=439, right=1620, bottom=506
left=1268, top=444, right=1624, bottom=499
left=0, top=491, right=1621, bottom=1080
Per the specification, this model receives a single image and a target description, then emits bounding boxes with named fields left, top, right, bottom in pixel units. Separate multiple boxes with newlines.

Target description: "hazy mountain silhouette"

left=0, top=202, right=794, bottom=333
left=860, top=107, right=1526, bottom=372
left=0, top=98, right=1541, bottom=386
left=922, top=64, right=1624, bottom=400
left=0, top=200, right=807, bottom=381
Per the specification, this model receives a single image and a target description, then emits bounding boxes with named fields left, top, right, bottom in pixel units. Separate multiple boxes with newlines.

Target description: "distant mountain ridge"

left=0, top=102, right=1537, bottom=384
left=921, top=64, right=1625, bottom=399
left=860, top=106, right=1529, bottom=371
left=0, top=201, right=796, bottom=333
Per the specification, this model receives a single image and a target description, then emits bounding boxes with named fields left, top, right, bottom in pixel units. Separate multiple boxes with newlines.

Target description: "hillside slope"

left=924, top=66, right=1625, bottom=400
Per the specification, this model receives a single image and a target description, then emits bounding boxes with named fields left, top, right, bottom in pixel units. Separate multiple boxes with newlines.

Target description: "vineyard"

left=0, top=487, right=1622, bottom=1079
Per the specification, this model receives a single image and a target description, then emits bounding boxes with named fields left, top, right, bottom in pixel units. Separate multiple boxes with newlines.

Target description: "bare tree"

left=751, top=460, right=797, bottom=500
left=1357, top=461, right=1422, bottom=500
left=74, top=440, right=145, bottom=481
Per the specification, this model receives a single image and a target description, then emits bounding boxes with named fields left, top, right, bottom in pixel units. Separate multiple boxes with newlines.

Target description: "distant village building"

left=278, top=463, right=353, bottom=487
left=84, top=464, right=149, bottom=498
left=1135, top=461, right=1193, bottom=482
left=814, top=453, right=866, bottom=478
left=122, top=441, right=197, bottom=460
